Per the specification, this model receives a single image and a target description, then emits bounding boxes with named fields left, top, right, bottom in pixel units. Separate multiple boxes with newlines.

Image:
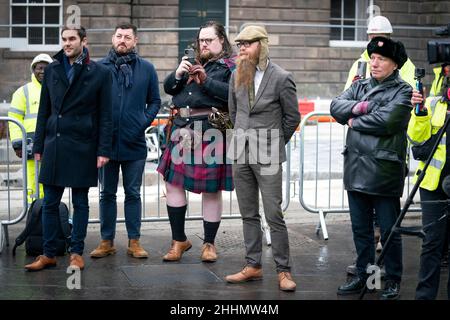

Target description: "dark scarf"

left=107, top=48, right=137, bottom=88
left=63, top=47, right=88, bottom=84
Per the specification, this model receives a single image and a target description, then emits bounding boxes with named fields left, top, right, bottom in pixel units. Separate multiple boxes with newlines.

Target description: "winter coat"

left=33, top=49, right=112, bottom=188
left=8, top=74, right=42, bottom=148
left=330, top=71, right=412, bottom=197
left=163, top=57, right=235, bottom=110
left=99, top=55, right=161, bottom=161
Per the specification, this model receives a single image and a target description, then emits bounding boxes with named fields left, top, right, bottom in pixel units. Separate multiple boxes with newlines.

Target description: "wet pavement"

left=0, top=218, right=448, bottom=301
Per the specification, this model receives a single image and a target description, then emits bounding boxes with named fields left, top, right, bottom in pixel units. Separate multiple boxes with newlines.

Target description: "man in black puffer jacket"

left=331, top=37, right=412, bottom=300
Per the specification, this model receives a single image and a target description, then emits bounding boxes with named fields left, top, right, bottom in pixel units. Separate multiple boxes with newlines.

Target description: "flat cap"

left=235, top=25, right=268, bottom=42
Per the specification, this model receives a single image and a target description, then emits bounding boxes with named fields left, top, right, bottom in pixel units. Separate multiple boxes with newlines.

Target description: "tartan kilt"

left=157, top=117, right=234, bottom=194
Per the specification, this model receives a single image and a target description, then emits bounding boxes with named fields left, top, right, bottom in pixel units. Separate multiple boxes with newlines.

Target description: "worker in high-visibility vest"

left=8, top=53, right=53, bottom=203
left=407, top=64, right=450, bottom=300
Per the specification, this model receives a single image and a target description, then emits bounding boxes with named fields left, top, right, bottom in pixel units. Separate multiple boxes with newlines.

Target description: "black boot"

left=380, top=280, right=400, bottom=300
left=337, top=276, right=366, bottom=295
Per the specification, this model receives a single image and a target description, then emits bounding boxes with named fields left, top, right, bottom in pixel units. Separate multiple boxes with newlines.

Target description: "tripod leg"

left=359, top=113, right=450, bottom=300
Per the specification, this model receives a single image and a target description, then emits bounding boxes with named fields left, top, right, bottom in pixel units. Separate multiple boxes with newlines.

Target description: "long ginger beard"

left=235, top=49, right=259, bottom=90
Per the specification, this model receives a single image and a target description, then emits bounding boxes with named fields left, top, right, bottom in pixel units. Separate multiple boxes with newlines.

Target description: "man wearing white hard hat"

left=344, top=15, right=416, bottom=90
left=8, top=53, right=53, bottom=203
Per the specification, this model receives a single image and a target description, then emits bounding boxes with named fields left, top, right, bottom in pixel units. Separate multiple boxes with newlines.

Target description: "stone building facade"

left=0, top=0, right=449, bottom=104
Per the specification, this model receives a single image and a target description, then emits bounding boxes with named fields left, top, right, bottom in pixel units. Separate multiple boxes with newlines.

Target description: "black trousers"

left=347, top=191, right=403, bottom=282
left=416, top=186, right=450, bottom=300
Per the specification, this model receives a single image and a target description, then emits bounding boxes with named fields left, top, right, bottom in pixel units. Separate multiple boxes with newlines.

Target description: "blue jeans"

left=347, top=191, right=403, bottom=282
left=99, top=159, right=146, bottom=240
left=42, top=185, right=89, bottom=258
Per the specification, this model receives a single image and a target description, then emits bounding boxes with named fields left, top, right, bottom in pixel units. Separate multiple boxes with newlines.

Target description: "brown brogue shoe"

left=24, top=255, right=57, bottom=271
left=163, top=240, right=192, bottom=261
left=127, top=239, right=149, bottom=258
left=201, top=243, right=217, bottom=262
left=278, top=272, right=296, bottom=292
left=90, top=240, right=116, bottom=258
left=225, top=266, right=263, bottom=283
left=70, top=254, right=85, bottom=270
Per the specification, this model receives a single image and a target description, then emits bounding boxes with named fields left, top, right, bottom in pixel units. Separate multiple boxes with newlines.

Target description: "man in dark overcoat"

left=25, top=26, right=112, bottom=271
left=331, top=37, right=412, bottom=299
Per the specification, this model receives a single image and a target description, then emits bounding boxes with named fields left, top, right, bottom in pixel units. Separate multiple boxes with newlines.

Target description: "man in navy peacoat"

left=25, top=26, right=112, bottom=272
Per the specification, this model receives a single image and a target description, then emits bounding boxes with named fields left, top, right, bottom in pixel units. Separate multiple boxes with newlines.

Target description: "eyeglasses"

left=198, top=37, right=217, bottom=45
left=236, top=41, right=256, bottom=49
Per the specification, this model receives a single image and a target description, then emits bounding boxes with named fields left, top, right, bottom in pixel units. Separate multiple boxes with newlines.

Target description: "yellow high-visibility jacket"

left=8, top=74, right=43, bottom=201
left=8, top=74, right=41, bottom=145
left=430, top=66, right=445, bottom=97
left=345, top=49, right=416, bottom=90
left=407, top=95, right=447, bottom=191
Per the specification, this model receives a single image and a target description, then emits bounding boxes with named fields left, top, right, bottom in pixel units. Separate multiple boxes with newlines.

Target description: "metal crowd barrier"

left=0, top=114, right=293, bottom=251
left=298, top=111, right=422, bottom=240
left=0, top=117, right=28, bottom=254
left=0, top=110, right=423, bottom=251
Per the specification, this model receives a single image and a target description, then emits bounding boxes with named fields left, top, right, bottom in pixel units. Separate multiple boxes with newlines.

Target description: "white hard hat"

left=367, top=16, right=393, bottom=34
left=30, top=53, right=53, bottom=73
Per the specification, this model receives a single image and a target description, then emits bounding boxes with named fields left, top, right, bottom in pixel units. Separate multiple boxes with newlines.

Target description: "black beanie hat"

left=367, top=36, right=408, bottom=69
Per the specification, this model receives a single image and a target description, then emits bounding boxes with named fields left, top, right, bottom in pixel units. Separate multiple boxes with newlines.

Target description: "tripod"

left=359, top=106, right=450, bottom=300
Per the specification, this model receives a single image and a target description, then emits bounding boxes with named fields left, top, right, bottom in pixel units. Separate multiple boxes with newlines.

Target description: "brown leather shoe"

left=163, top=240, right=192, bottom=261
left=278, top=271, right=296, bottom=291
left=24, top=255, right=57, bottom=271
left=225, top=266, right=263, bottom=283
left=201, top=243, right=217, bottom=262
left=70, top=254, right=85, bottom=270
left=127, top=239, right=149, bottom=258
left=90, top=240, right=117, bottom=258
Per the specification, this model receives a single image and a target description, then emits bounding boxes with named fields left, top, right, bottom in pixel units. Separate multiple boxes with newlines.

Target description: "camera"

left=184, top=48, right=196, bottom=65
left=414, top=68, right=426, bottom=115
left=356, top=61, right=367, bottom=79
left=414, top=68, right=425, bottom=80
left=427, top=24, right=450, bottom=64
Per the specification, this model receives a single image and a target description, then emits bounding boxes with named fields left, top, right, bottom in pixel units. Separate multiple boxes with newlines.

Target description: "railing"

left=298, top=111, right=422, bottom=240
left=1, top=110, right=423, bottom=251
left=0, top=117, right=28, bottom=253
left=0, top=113, right=294, bottom=251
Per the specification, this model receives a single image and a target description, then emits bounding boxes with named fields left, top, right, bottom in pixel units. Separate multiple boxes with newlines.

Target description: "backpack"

left=12, top=199, right=72, bottom=256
